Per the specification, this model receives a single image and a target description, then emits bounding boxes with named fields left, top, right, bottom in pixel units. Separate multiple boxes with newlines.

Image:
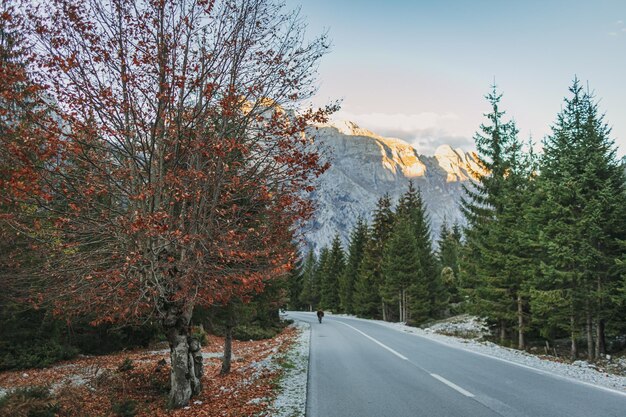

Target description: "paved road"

left=286, top=311, right=626, bottom=417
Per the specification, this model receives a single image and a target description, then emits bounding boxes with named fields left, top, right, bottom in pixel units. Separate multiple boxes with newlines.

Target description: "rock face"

left=304, top=121, right=484, bottom=254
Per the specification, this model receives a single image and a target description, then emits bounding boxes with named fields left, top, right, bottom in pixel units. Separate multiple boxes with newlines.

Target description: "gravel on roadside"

left=266, top=320, right=310, bottom=417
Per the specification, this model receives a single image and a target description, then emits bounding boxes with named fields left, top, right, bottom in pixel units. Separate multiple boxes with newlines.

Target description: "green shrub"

left=0, top=306, right=158, bottom=370
left=0, top=386, right=59, bottom=417
left=0, top=342, right=78, bottom=371
left=233, top=325, right=280, bottom=341
left=111, top=399, right=137, bottom=417
left=117, top=358, right=134, bottom=372
left=71, top=322, right=159, bottom=355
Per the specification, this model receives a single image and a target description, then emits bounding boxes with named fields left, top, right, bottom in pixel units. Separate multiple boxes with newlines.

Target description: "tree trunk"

left=586, top=305, right=594, bottom=361
left=382, top=301, right=387, bottom=322
left=221, top=324, right=233, bottom=374
left=499, top=320, right=506, bottom=345
left=402, top=289, right=407, bottom=323
left=221, top=304, right=236, bottom=375
left=164, top=303, right=201, bottom=408
left=595, top=318, right=606, bottom=358
left=517, top=293, right=525, bottom=350
left=188, top=337, right=203, bottom=396
left=595, top=277, right=606, bottom=358
left=570, top=314, right=578, bottom=360
left=168, top=329, right=192, bottom=408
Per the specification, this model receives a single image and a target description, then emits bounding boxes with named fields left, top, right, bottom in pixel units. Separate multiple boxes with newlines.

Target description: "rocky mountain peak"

left=303, top=121, right=481, bottom=254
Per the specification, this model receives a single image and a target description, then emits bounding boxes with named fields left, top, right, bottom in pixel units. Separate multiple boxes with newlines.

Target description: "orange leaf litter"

left=0, top=326, right=299, bottom=416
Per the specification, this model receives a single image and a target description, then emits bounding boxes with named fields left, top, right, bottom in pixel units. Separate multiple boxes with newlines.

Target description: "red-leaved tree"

left=3, top=0, right=335, bottom=407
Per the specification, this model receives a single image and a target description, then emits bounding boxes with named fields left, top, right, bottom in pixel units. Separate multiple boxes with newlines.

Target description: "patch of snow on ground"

left=267, top=321, right=310, bottom=417
left=425, top=314, right=490, bottom=339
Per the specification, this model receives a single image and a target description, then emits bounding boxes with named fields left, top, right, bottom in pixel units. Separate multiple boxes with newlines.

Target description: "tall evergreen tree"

left=460, top=85, right=529, bottom=346
left=381, top=216, right=426, bottom=323
left=286, top=256, right=304, bottom=310
left=437, top=220, right=463, bottom=305
left=354, top=194, right=394, bottom=319
left=533, top=79, right=626, bottom=359
left=340, top=217, right=368, bottom=314
left=397, top=181, right=443, bottom=318
left=299, top=250, right=319, bottom=311
left=320, top=235, right=345, bottom=311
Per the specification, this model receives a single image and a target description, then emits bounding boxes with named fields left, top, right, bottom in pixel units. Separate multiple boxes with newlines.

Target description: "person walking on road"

left=316, top=309, right=324, bottom=323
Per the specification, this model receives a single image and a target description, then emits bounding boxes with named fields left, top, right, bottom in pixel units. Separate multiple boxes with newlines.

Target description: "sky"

left=285, top=0, right=626, bottom=156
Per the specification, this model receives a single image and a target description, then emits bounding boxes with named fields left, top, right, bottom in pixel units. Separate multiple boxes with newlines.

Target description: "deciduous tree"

left=4, top=0, right=335, bottom=407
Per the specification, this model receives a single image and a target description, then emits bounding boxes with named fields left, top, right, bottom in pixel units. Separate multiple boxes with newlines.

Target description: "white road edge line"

left=430, top=373, right=475, bottom=397
left=337, top=321, right=408, bottom=361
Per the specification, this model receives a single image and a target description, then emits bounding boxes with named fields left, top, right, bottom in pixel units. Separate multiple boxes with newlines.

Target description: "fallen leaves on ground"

left=0, top=326, right=298, bottom=416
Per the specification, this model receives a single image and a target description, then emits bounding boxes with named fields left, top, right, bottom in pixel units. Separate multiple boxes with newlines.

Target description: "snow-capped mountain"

left=302, top=121, right=484, bottom=254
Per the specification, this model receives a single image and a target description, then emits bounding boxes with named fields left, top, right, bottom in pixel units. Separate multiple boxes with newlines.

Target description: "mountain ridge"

left=302, top=121, right=483, bottom=254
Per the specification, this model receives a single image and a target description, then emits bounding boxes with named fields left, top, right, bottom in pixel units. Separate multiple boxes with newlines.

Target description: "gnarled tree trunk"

left=163, top=303, right=203, bottom=408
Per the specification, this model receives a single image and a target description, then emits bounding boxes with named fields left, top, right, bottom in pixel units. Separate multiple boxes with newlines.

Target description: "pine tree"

left=381, top=217, right=425, bottom=323
left=299, top=250, right=318, bottom=311
left=397, top=181, right=442, bottom=319
left=287, top=256, right=304, bottom=310
left=320, top=235, right=345, bottom=311
left=460, top=85, right=529, bottom=346
left=340, top=217, right=368, bottom=314
left=354, top=194, right=394, bottom=319
left=533, top=79, right=626, bottom=360
left=437, top=220, right=463, bottom=305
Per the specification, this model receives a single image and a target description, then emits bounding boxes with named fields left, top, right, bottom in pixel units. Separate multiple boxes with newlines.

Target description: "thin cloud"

left=609, top=20, right=625, bottom=36
left=331, top=110, right=475, bottom=155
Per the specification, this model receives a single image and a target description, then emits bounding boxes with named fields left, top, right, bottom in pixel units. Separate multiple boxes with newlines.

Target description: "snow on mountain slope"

left=303, top=121, right=484, bottom=254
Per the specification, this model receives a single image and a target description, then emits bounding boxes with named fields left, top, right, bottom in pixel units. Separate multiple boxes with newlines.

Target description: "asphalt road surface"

left=286, top=311, right=626, bottom=417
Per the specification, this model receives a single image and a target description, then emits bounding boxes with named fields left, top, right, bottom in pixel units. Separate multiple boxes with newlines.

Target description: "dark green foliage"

left=340, top=217, right=368, bottom=314
left=232, top=325, right=281, bottom=341
left=298, top=250, right=319, bottom=311
left=286, top=256, right=305, bottom=310
left=397, top=181, right=443, bottom=318
left=192, top=275, right=289, bottom=342
left=437, top=221, right=463, bottom=304
left=0, top=386, right=59, bottom=417
left=112, top=399, right=137, bottom=417
left=456, top=80, right=626, bottom=356
left=320, top=235, right=345, bottom=311
left=117, top=358, right=134, bottom=372
left=460, top=85, right=533, bottom=346
left=532, top=79, right=626, bottom=359
left=0, top=340, right=78, bottom=371
left=0, top=303, right=159, bottom=370
left=0, top=308, right=77, bottom=370
left=71, top=322, right=159, bottom=355
left=353, top=243, right=382, bottom=318
left=354, top=194, right=395, bottom=319
left=382, top=217, right=426, bottom=323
